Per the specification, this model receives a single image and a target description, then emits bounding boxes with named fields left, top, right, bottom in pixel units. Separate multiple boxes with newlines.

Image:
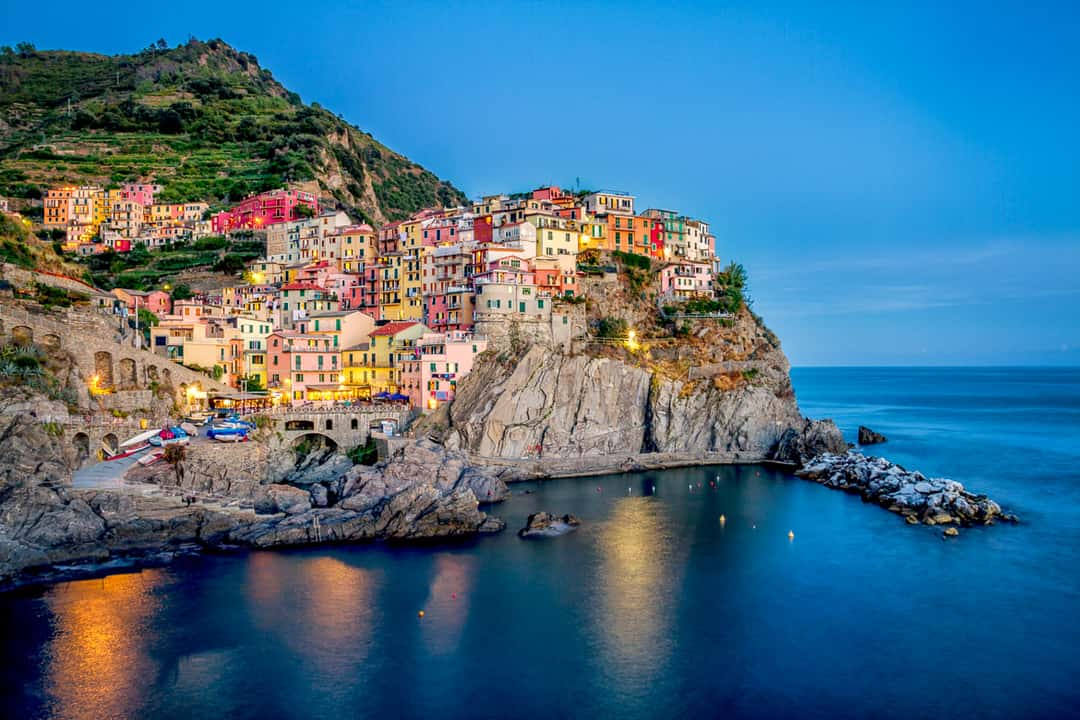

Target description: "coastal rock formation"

left=795, top=452, right=1017, bottom=527
left=518, top=512, right=581, bottom=538
left=233, top=439, right=508, bottom=546
left=436, top=305, right=845, bottom=474
left=0, top=396, right=508, bottom=586
left=858, top=426, right=888, bottom=445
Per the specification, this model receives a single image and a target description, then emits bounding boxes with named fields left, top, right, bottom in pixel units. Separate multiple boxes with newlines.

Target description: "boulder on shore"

left=518, top=512, right=581, bottom=538
left=796, top=451, right=1017, bottom=527
left=858, top=426, right=887, bottom=445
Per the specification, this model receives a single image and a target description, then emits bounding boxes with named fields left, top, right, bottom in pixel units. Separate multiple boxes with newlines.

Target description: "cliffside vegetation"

left=0, top=39, right=467, bottom=224
left=0, top=211, right=85, bottom=278
left=78, top=232, right=264, bottom=289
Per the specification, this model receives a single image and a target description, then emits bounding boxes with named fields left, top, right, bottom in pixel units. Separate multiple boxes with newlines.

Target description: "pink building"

left=112, top=288, right=172, bottom=315
left=119, top=183, right=162, bottom=207
left=660, top=261, right=713, bottom=298
left=401, top=331, right=488, bottom=411
left=267, top=330, right=342, bottom=404
left=212, top=189, right=319, bottom=233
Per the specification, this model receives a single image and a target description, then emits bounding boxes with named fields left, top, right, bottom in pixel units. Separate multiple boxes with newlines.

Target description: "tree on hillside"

left=171, top=283, right=193, bottom=300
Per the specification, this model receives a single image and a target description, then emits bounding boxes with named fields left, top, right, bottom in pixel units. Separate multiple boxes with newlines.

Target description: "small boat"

left=105, top=444, right=151, bottom=461
left=179, top=422, right=199, bottom=436
left=210, top=430, right=249, bottom=443
left=148, top=426, right=190, bottom=447
left=119, top=428, right=161, bottom=449
left=185, top=411, right=212, bottom=425
left=207, top=425, right=249, bottom=441
left=137, top=450, right=164, bottom=466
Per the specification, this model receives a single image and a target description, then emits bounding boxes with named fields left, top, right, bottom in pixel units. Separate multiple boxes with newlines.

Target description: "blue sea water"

left=1, top=367, right=1079, bottom=720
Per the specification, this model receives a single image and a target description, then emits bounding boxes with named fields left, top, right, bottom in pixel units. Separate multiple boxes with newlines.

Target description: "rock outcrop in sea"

left=795, top=452, right=1017, bottom=527
left=858, top=426, right=887, bottom=445
left=518, top=512, right=581, bottom=538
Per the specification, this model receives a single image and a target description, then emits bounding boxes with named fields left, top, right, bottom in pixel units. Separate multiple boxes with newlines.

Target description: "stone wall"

left=0, top=263, right=104, bottom=297
left=474, top=305, right=586, bottom=354
left=0, top=303, right=232, bottom=406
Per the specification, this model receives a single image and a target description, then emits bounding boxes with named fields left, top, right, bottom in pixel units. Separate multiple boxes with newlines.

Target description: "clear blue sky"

left=6, top=1, right=1079, bottom=365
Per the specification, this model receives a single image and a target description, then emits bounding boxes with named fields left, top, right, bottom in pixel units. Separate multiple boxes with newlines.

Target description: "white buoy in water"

left=788, top=530, right=795, bottom=540
left=719, top=514, right=726, bottom=527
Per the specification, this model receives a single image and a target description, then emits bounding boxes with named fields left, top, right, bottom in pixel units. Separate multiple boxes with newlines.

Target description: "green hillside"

left=0, top=39, right=467, bottom=224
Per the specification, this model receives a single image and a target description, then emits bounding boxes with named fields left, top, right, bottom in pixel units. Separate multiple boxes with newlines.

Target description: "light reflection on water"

left=245, top=553, right=380, bottom=678
left=43, top=570, right=166, bottom=720
left=592, top=497, right=681, bottom=695
left=421, top=554, right=476, bottom=656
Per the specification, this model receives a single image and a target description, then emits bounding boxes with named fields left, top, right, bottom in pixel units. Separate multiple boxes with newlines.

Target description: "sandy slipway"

left=796, top=452, right=1018, bottom=529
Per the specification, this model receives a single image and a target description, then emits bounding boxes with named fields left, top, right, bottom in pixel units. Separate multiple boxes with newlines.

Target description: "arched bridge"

left=269, top=407, right=414, bottom=451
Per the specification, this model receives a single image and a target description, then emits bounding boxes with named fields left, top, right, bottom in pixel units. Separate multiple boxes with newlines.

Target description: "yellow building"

left=237, top=315, right=274, bottom=389
left=401, top=250, right=424, bottom=320
left=378, top=253, right=404, bottom=321
left=343, top=320, right=427, bottom=395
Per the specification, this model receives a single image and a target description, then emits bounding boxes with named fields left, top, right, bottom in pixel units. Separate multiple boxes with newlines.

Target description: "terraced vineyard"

left=0, top=39, right=466, bottom=224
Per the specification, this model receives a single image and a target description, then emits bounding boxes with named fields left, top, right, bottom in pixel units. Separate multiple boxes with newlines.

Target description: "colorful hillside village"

left=42, top=184, right=724, bottom=411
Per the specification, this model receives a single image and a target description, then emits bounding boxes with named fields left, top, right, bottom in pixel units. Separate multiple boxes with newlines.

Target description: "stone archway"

left=94, top=351, right=114, bottom=390
left=40, top=333, right=62, bottom=352
left=146, top=365, right=159, bottom=383
left=350, top=417, right=359, bottom=430
left=325, top=419, right=333, bottom=431
left=73, top=432, right=90, bottom=464
left=291, top=433, right=338, bottom=458
left=11, top=325, right=32, bottom=347
left=102, top=433, right=119, bottom=455
left=161, top=368, right=173, bottom=390
left=118, top=358, right=137, bottom=389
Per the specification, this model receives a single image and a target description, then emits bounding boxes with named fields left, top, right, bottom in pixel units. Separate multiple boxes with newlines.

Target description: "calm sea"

left=1, top=367, right=1078, bottom=719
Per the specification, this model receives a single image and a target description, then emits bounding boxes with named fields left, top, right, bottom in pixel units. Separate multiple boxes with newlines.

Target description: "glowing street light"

left=624, top=329, right=640, bottom=352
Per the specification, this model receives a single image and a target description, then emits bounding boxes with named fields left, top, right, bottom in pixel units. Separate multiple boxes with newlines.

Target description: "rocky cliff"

left=438, top=298, right=845, bottom=473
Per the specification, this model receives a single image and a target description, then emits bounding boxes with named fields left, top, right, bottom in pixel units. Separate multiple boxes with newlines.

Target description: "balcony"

left=284, top=343, right=336, bottom=353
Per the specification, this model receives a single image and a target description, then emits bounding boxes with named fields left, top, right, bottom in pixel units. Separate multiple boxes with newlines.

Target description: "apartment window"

left=296, top=373, right=304, bottom=382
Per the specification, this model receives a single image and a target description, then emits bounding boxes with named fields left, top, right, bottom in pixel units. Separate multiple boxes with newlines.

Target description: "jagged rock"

left=943, top=527, right=960, bottom=537
left=265, top=484, right=312, bottom=515
left=796, top=451, right=1015, bottom=528
left=773, top=419, right=849, bottom=466
left=858, top=426, right=887, bottom=445
left=309, top=483, right=329, bottom=508
left=518, top=512, right=581, bottom=538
